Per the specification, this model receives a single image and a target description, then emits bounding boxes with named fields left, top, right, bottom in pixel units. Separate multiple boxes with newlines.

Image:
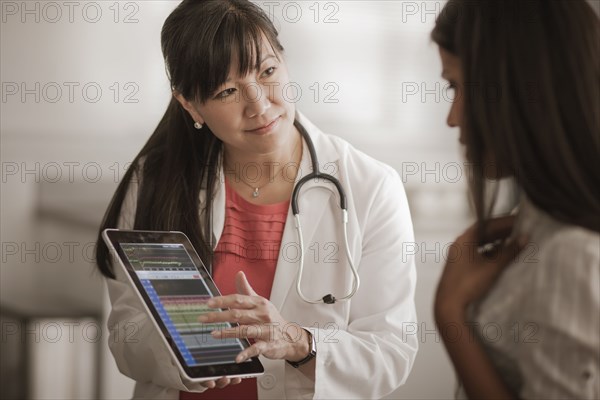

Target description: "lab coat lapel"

left=269, top=119, right=341, bottom=310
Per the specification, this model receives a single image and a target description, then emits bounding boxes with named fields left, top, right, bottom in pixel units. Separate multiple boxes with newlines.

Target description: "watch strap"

left=286, top=329, right=316, bottom=368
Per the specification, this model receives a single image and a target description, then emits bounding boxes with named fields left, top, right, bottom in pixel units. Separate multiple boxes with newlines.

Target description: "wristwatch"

left=287, top=329, right=317, bottom=368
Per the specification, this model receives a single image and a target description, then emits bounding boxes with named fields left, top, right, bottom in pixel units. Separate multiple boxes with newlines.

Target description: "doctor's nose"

left=244, top=83, right=271, bottom=118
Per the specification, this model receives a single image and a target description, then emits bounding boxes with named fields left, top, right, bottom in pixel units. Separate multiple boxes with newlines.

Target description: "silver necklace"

left=226, top=138, right=301, bottom=198
left=239, top=180, right=267, bottom=198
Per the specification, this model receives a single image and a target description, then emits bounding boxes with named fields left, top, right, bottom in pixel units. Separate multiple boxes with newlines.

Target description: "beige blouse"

left=459, top=196, right=599, bottom=399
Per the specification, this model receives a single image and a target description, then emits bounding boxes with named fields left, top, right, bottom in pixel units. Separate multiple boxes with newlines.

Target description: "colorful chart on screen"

left=102, top=229, right=264, bottom=381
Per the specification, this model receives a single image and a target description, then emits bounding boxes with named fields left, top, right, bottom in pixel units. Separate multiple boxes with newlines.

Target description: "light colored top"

left=460, top=196, right=600, bottom=399
left=106, top=112, right=418, bottom=399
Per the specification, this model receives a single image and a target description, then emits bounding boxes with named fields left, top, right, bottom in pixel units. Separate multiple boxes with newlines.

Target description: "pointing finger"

left=212, top=325, right=266, bottom=340
left=207, top=294, right=255, bottom=309
left=236, top=341, right=268, bottom=363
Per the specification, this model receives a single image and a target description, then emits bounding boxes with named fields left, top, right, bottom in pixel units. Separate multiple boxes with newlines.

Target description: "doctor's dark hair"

left=96, top=0, right=285, bottom=278
left=431, top=0, right=600, bottom=235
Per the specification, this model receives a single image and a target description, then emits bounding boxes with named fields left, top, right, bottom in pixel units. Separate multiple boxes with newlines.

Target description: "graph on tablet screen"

left=120, top=243, right=245, bottom=367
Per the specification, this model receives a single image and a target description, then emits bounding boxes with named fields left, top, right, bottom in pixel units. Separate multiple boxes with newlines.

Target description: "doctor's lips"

left=245, top=116, right=281, bottom=134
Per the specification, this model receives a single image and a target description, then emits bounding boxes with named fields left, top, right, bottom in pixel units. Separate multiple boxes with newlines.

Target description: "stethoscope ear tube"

left=292, top=173, right=347, bottom=215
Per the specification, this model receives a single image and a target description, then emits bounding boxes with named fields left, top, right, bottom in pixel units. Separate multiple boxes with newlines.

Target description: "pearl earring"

left=194, top=122, right=203, bottom=130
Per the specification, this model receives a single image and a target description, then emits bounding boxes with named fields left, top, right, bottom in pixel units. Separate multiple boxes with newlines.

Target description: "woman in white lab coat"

left=95, top=1, right=417, bottom=399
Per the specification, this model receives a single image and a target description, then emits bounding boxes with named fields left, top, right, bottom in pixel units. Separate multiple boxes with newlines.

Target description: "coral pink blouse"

left=181, top=179, right=290, bottom=400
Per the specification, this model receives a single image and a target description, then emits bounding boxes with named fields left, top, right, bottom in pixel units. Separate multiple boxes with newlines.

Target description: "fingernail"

left=211, top=330, right=219, bottom=337
left=236, top=355, right=244, bottom=363
left=207, top=299, right=216, bottom=307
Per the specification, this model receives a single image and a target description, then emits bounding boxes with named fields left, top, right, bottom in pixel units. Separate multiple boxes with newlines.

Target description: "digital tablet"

left=102, top=229, right=264, bottom=382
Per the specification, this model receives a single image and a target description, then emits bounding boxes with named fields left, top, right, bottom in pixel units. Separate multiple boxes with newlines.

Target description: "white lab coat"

left=106, top=113, right=418, bottom=399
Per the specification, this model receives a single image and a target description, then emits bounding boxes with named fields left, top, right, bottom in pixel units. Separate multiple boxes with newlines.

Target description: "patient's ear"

left=173, top=91, right=204, bottom=124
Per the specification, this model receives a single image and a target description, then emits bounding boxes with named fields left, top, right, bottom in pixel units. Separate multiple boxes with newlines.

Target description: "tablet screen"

left=120, top=242, right=244, bottom=367
left=103, top=230, right=264, bottom=380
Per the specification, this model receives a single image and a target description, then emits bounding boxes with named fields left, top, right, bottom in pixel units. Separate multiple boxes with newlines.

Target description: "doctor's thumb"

left=235, top=271, right=258, bottom=297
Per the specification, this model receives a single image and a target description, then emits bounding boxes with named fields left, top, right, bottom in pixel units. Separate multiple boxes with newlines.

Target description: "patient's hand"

left=435, top=215, right=527, bottom=316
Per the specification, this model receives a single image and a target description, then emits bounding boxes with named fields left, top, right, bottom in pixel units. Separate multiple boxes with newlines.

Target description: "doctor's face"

left=176, top=39, right=297, bottom=158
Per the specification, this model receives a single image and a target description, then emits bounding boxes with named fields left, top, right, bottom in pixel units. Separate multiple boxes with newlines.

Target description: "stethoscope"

left=292, top=119, right=360, bottom=304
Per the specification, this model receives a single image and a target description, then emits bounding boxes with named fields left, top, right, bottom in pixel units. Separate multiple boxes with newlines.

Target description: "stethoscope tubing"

left=292, top=119, right=360, bottom=304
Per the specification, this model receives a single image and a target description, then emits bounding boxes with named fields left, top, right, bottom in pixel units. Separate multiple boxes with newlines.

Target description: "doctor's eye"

left=215, top=88, right=237, bottom=99
left=261, top=66, right=277, bottom=78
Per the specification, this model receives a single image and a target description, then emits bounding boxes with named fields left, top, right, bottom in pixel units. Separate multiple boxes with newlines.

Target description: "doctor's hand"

left=198, top=376, right=242, bottom=390
left=199, top=271, right=311, bottom=364
left=434, top=216, right=527, bottom=318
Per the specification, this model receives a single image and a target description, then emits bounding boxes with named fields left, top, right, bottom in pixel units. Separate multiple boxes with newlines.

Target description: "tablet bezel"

left=102, top=229, right=264, bottom=381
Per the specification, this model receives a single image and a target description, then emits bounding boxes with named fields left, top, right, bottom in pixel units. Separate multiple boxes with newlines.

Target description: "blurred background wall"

left=6, top=1, right=596, bottom=398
